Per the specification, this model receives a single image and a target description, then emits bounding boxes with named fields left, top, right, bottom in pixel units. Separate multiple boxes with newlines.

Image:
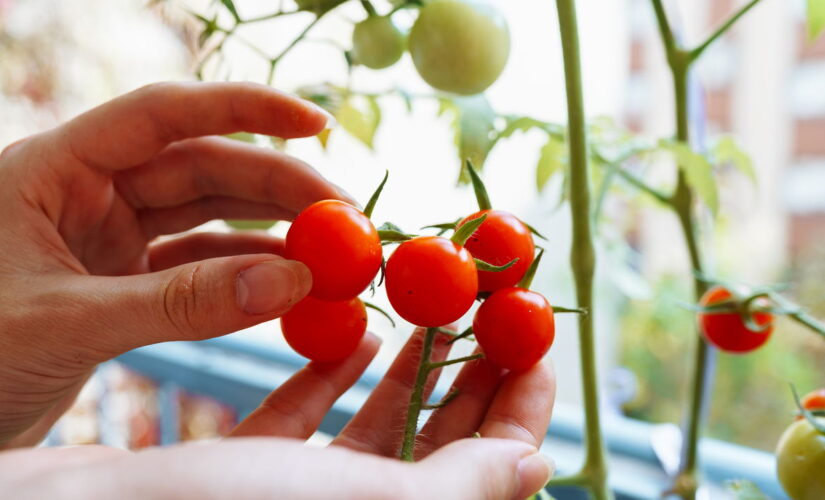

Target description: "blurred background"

left=1, top=0, right=823, bottom=480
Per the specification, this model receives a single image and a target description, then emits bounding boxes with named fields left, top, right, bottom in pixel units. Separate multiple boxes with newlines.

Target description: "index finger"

left=57, top=81, right=329, bottom=170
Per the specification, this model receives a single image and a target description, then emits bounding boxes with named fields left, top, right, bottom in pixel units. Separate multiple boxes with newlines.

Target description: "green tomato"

left=295, top=0, right=347, bottom=14
left=776, top=419, right=825, bottom=500
left=225, top=220, right=277, bottom=231
left=409, top=0, right=510, bottom=95
left=352, top=16, right=406, bottom=70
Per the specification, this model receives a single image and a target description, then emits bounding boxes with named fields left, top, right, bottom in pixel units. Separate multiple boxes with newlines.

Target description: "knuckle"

left=161, top=264, right=204, bottom=339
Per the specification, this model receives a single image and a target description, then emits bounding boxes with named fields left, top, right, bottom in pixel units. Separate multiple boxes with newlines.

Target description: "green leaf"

left=660, top=139, right=719, bottom=215
left=440, top=95, right=497, bottom=182
left=536, top=136, right=566, bottom=192
left=219, top=0, right=241, bottom=22
left=337, top=96, right=382, bottom=149
left=808, top=0, right=825, bottom=41
left=712, top=136, right=756, bottom=185
left=498, top=116, right=549, bottom=140
left=725, top=480, right=768, bottom=500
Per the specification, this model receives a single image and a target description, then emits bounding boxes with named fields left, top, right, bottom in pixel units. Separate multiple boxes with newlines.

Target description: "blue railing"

left=115, top=336, right=787, bottom=500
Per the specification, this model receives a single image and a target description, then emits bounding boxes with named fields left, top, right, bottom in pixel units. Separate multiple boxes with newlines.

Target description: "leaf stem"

left=689, top=0, right=764, bottom=62
left=554, top=1, right=612, bottom=498
left=429, top=353, right=484, bottom=370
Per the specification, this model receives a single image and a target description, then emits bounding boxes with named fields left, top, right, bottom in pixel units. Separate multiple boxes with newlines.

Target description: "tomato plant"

left=472, top=287, right=555, bottom=372
left=457, top=209, right=535, bottom=292
left=352, top=15, right=406, bottom=70
left=295, top=0, right=347, bottom=14
left=775, top=418, right=825, bottom=500
left=797, top=389, right=825, bottom=420
left=408, top=0, right=510, bottom=95
left=285, top=200, right=382, bottom=301
left=280, top=295, right=367, bottom=362
left=697, top=286, right=774, bottom=353
left=385, top=235, right=478, bottom=327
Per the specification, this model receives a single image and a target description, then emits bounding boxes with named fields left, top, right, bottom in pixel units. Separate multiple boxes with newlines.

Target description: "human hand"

left=0, top=82, right=352, bottom=447
left=1, top=329, right=556, bottom=499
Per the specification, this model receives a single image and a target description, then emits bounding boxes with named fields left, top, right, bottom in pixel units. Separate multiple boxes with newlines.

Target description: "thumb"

left=416, top=438, right=554, bottom=500
left=66, top=254, right=312, bottom=357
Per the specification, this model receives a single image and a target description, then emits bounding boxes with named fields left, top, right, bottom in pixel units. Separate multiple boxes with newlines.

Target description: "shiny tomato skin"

left=457, top=209, right=535, bottom=292
left=385, top=236, right=478, bottom=327
left=280, top=296, right=367, bottom=362
left=352, top=15, right=406, bottom=70
left=775, top=418, right=825, bottom=500
left=285, top=200, right=382, bottom=301
left=697, top=286, right=773, bottom=353
left=473, top=287, right=555, bottom=372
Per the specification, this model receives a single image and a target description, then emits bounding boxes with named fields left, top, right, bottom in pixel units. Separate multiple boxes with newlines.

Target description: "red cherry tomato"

left=698, top=286, right=774, bottom=353
left=473, top=287, right=555, bottom=372
left=285, top=200, right=382, bottom=301
left=280, top=295, right=367, bottom=362
left=457, top=209, right=535, bottom=292
left=798, top=389, right=825, bottom=420
left=385, top=236, right=478, bottom=327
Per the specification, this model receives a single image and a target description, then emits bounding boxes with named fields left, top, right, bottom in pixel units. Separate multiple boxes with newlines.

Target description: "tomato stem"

left=400, top=327, right=437, bottom=462
left=445, top=326, right=474, bottom=345
left=359, top=0, right=377, bottom=17
left=429, top=353, right=483, bottom=370
left=554, top=1, right=612, bottom=498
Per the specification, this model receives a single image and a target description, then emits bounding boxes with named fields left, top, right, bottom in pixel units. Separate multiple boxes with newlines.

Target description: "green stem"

left=429, top=353, right=483, bottom=369
left=268, top=16, right=322, bottom=84
left=240, top=9, right=302, bottom=24
left=400, top=327, right=436, bottom=461
left=555, top=1, right=611, bottom=499
left=689, top=0, right=764, bottom=61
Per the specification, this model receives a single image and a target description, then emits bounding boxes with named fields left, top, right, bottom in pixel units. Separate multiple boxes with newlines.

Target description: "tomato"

left=280, top=296, right=367, bottom=362
left=457, top=209, right=534, bottom=292
left=352, top=16, right=406, bottom=70
left=776, top=418, right=825, bottom=500
left=225, top=220, right=276, bottom=231
left=697, top=286, right=773, bottom=353
left=285, top=200, right=382, bottom=301
left=472, top=287, right=554, bottom=372
left=408, top=0, right=510, bottom=95
left=385, top=236, right=478, bottom=326
left=295, top=0, right=347, bottom=14
left=797, top=389, right=825, bottom=420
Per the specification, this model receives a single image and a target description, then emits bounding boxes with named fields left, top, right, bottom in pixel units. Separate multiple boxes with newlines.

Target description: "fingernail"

left=306, top=101, right=337, bottom=130
left=237, top=260, right=312, bottom=315
left=514, top=452, right=555, bottom=500
left=333, top=183, right=362, bottom=209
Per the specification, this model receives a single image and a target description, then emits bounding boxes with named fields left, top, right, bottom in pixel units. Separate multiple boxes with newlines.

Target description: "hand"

left=0, top=82, right=353, bottom=447
left=0, top=330, right=556, bottom=499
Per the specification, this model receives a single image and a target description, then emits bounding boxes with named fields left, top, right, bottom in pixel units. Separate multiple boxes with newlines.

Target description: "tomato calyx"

left=465, top=159, right=492, bottom=211
left=364, top=170, right=388, bottom=218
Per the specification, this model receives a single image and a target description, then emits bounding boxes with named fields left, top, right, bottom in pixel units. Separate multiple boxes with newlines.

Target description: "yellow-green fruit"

left=352, top=16, right=406, bottom=70
left=224, top=132, right=256, bottom=143
left=776, top=419, right=825, bottom=500
left=409, top=0, right=509, bottom=95
left=225, top=220, right=276, bottom=231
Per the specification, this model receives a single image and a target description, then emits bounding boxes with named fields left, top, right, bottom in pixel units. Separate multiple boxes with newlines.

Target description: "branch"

left=649, top=0, right=678, bottom=55
left=689, top=0, right=764, bottom=61
left=429, top=353, right=484, bottom=370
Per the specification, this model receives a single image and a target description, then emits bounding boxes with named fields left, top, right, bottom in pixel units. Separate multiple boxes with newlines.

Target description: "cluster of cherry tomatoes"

left=277, top=168, right=556, bottom=372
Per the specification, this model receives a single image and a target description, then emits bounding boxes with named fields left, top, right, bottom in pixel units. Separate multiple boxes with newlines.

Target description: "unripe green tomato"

left=295, top=0, right=347, bottom=14
left=225, top=220, right=276, bottom=231
left=775, top=419, right=825, bottom=500
left=352, top=16, right=406, bottom=70
left=409, top=0, right=510, bottom=95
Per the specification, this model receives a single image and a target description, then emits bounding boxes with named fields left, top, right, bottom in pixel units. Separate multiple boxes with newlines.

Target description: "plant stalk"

left=400, top=327, right=436, bottom=461
left=554, top=0, right=611, bottom=498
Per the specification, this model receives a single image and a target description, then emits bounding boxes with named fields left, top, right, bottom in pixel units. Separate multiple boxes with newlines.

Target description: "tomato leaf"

left=498, top=116, right=549, bottom=140
left=725, top=480, right=768, bottom=500
left=442, top=95, right=497, bottom=182
left=536, top=136, right=566, bottom=193
left=808, top=0, right=825, bottom=41
left=219, top=0, right=242, bottom=23
left=660, top=139, right=719, bottom=215
left=337, top=96, right=382, bottom=149
left=712, top=136, right=756, bottom=185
